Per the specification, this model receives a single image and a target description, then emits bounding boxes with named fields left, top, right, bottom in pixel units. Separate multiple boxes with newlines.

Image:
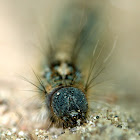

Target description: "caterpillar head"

left=49, top=87, right=88, bottom=128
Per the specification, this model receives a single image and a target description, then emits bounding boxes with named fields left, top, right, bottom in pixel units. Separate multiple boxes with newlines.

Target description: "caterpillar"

left=21, top=1, right=116, bottom=130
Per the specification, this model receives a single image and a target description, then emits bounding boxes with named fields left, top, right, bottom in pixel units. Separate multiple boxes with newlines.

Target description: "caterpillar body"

left=28, top=2, right=115, bottom=129
left=43, top=57, right=88, bottom=128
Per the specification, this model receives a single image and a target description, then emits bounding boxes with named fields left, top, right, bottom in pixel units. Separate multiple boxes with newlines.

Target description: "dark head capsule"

left=50, top=87, right=88, bottom=128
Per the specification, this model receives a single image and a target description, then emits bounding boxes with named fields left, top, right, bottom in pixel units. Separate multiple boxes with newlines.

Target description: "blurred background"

left=0, top=0, right=140, bottom=126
